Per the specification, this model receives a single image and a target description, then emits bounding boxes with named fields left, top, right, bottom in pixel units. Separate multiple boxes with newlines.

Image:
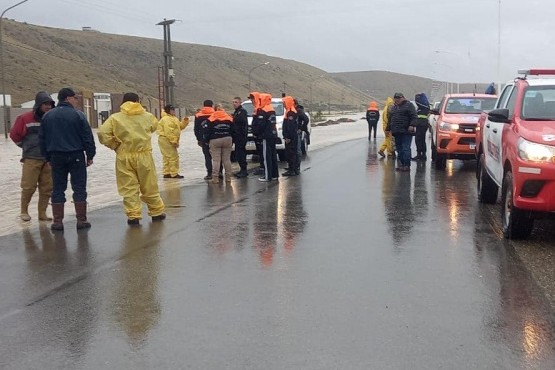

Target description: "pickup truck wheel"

left=431, top=143, right=437, bottom=162
left=477, top=153, right=498, bottom=204
left=434, top=154, right=446, bottom=170
left=501, top=171, right=534, bottom=239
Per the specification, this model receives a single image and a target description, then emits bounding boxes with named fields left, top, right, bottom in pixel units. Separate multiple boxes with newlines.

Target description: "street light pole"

left=1, top=0, right=29, bottom=138
left=248, top=62, right=269, bottom=91
left=156, top=18, right=176, bottom=106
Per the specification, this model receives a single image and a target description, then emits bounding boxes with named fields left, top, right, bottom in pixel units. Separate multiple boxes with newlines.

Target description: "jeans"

left=50, top=151, right=87, bottom=203
left=394, top=134, right=413, bottom=167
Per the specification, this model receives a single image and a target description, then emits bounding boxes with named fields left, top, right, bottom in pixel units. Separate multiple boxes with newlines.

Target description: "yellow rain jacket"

left=379, top=97, right=396, bottom=155
left=157, top=113, right=189, bottom=177
left=98, top=102, right=165, bottom=220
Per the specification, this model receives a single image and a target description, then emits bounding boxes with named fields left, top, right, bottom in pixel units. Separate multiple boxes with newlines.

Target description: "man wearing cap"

left=158, top=104, right=188, bottom=179
left=40, top=87, right=96, bottom=231
left=98, top=93, right=166, bottom=225
left=10, top=91, right=55, bottom=222
left=387, top=93, right=417, bottom=172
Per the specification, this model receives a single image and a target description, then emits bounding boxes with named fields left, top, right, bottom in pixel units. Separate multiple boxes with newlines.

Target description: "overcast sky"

left=5, top=0, right=554, bottom=83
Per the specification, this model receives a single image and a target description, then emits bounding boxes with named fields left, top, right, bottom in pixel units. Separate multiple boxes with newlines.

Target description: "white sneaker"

left=258, top=177, right=271, bottom=182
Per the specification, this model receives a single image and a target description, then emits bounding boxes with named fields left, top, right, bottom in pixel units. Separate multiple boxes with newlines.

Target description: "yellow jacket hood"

left=120, top=101, right=146, bottom=116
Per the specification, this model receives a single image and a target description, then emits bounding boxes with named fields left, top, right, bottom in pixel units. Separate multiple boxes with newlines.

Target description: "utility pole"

left=157, top=19, right=176, bottom=106
left=1, top=0, right=29, bottom=138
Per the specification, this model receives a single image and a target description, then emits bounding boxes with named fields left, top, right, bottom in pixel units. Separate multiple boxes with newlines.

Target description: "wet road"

left=1, top=139, right=555, bottom=369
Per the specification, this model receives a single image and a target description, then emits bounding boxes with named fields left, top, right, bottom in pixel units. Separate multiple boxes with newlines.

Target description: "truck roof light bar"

left=518, top=69, right=555, bottom=78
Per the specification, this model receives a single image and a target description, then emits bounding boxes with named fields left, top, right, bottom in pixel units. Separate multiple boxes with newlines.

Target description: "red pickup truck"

left=476, top=69, right=555, bottom=239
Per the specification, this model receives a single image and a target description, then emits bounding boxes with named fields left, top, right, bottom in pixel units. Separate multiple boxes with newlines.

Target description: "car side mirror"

left=430, top=109, right=440, bottom=115
left=488, top=108, right=511, bottom=123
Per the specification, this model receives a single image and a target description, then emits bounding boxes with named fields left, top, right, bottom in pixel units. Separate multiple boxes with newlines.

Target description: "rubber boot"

left=50, top=203, right=64, bottom=231
left=20, top=189, right=34, bottom=221
left=38, top=195, right=52, bottom=221
left=74, top=201, right=91, bottom=229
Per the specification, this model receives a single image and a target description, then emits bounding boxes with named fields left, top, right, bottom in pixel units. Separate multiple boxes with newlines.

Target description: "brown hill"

left=2, top=20, right=486, bottom=114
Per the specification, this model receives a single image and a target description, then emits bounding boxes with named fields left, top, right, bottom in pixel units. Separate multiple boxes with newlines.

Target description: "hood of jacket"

left=195, top=106, right=215, bottom=118
left=282, top=96, right=297, bottom=114
left=120, top=101, right=146, bottom=115
left=249, top=92, right=261, bottom=111
left=368, top=101, right=379, bottom=111
left=33, top=91, right=55, bottom=118
left=208, top=110, right=233, bottom=122
left=259, top=93, right=274, bottom=113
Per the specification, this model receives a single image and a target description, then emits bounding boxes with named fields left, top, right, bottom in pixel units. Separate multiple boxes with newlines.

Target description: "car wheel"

left=431, top=141, right=437, bottom=162
left=477, top=153, right=498, bottom=204
left=277, top=149, right=287, bottom=162
left=501, top=171, right=534, bottom=239
left=434, top=154, right=446, bottom=170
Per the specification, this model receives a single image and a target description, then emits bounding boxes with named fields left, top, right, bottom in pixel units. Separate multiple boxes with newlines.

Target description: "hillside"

left=2, top=20, right=369, bottom=112
left=2, top=20, right=486, bottom=113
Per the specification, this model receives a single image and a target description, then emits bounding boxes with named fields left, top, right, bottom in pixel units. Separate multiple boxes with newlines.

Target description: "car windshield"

left=521, top=86, right=555, bottom=120
left=242, top=101, right=284, bottom=117
left=444, top=97, right=497, bottom=114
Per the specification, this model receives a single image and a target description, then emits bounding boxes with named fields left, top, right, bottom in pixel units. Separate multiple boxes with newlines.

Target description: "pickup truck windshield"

left=242, top=101, right=284, bottom=117
left=444, top=98, right=497, bottom=114
left=521, top=87, right=555, bottom=120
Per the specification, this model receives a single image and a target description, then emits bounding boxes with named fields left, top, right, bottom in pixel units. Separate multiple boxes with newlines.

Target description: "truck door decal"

left=487, top=139, right=500, bottom=161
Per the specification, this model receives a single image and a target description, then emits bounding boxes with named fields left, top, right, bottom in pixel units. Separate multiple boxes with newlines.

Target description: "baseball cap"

left=393, top=93, right=404, bottom=99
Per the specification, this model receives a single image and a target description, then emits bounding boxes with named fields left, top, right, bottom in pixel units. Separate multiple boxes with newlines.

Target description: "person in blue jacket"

left=39, top=87, right=96, bottom=231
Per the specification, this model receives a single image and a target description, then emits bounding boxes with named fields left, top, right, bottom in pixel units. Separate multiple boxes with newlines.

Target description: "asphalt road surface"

left=1, top=138, right=554, bottom=369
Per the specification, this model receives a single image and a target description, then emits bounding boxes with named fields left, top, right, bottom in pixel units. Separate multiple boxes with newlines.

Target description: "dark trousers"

left=394, top=134, right=413, bottom=167
left=262, top=138, right=279, bottom=180
left=50, top=151, right=87, bottom=203
left=368, top=122, right=378, bottom=138
left=202, top=142, right=212, bottom=175
left=415, top=125, right=428, bottom=156
left=235, top=138, right=247, bottom=171
left=255, top=139, right=264, bottom=169
left=286, top=139, right=299, bottom=173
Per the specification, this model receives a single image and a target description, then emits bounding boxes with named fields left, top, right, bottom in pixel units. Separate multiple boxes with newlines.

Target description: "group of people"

left=12, top=88, right=167, bottom=229
left=192, top=92, right=309, bottom=184
left=11, top=88, right=310, bottom=230
left=367, top=92, right=431, bottom=172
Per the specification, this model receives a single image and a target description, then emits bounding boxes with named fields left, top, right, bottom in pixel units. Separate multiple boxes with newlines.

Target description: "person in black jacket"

left=39, top=87, right=96, bottom=231
left=387, top=93, right=417, bottom=172
left=282, top=96, right=299, bottom=176
left=412, top=93, right=430, bottom=161
left=232, top=96, right=249, bottom=178
left=194, top=100, right=217, bottom=180
left=203, top=106, right=235, bottom=184
left=255, top=93, right=279, bottom=182
left=249, top=92, right=265, bottom=176
left=365, top=101, right=380, bottom=140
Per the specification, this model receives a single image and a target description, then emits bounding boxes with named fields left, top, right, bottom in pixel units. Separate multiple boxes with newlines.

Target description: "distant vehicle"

left=231, top=98, right=311, bottom=161
left=476, top=69, right=555, bottom=239
left=430, top=93, right=497, bottom=170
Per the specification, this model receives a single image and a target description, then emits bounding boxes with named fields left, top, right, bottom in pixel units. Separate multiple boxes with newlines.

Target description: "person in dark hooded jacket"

left=10, top=91, right=55, bottom=222
left=282, top=96, right=299, bottom=176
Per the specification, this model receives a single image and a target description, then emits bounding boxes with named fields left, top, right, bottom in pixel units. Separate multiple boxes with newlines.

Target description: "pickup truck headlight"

left=438, top=121, right=459, bottom=132
left=518, top=138, right=555, bottom=163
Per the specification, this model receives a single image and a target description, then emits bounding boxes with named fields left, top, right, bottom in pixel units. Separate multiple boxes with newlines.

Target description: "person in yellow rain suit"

left=378, top=97, right=396, bottom=158
left=158, top=104, right=189, bottom=179
left=98, top=92, right=166, bottom=226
